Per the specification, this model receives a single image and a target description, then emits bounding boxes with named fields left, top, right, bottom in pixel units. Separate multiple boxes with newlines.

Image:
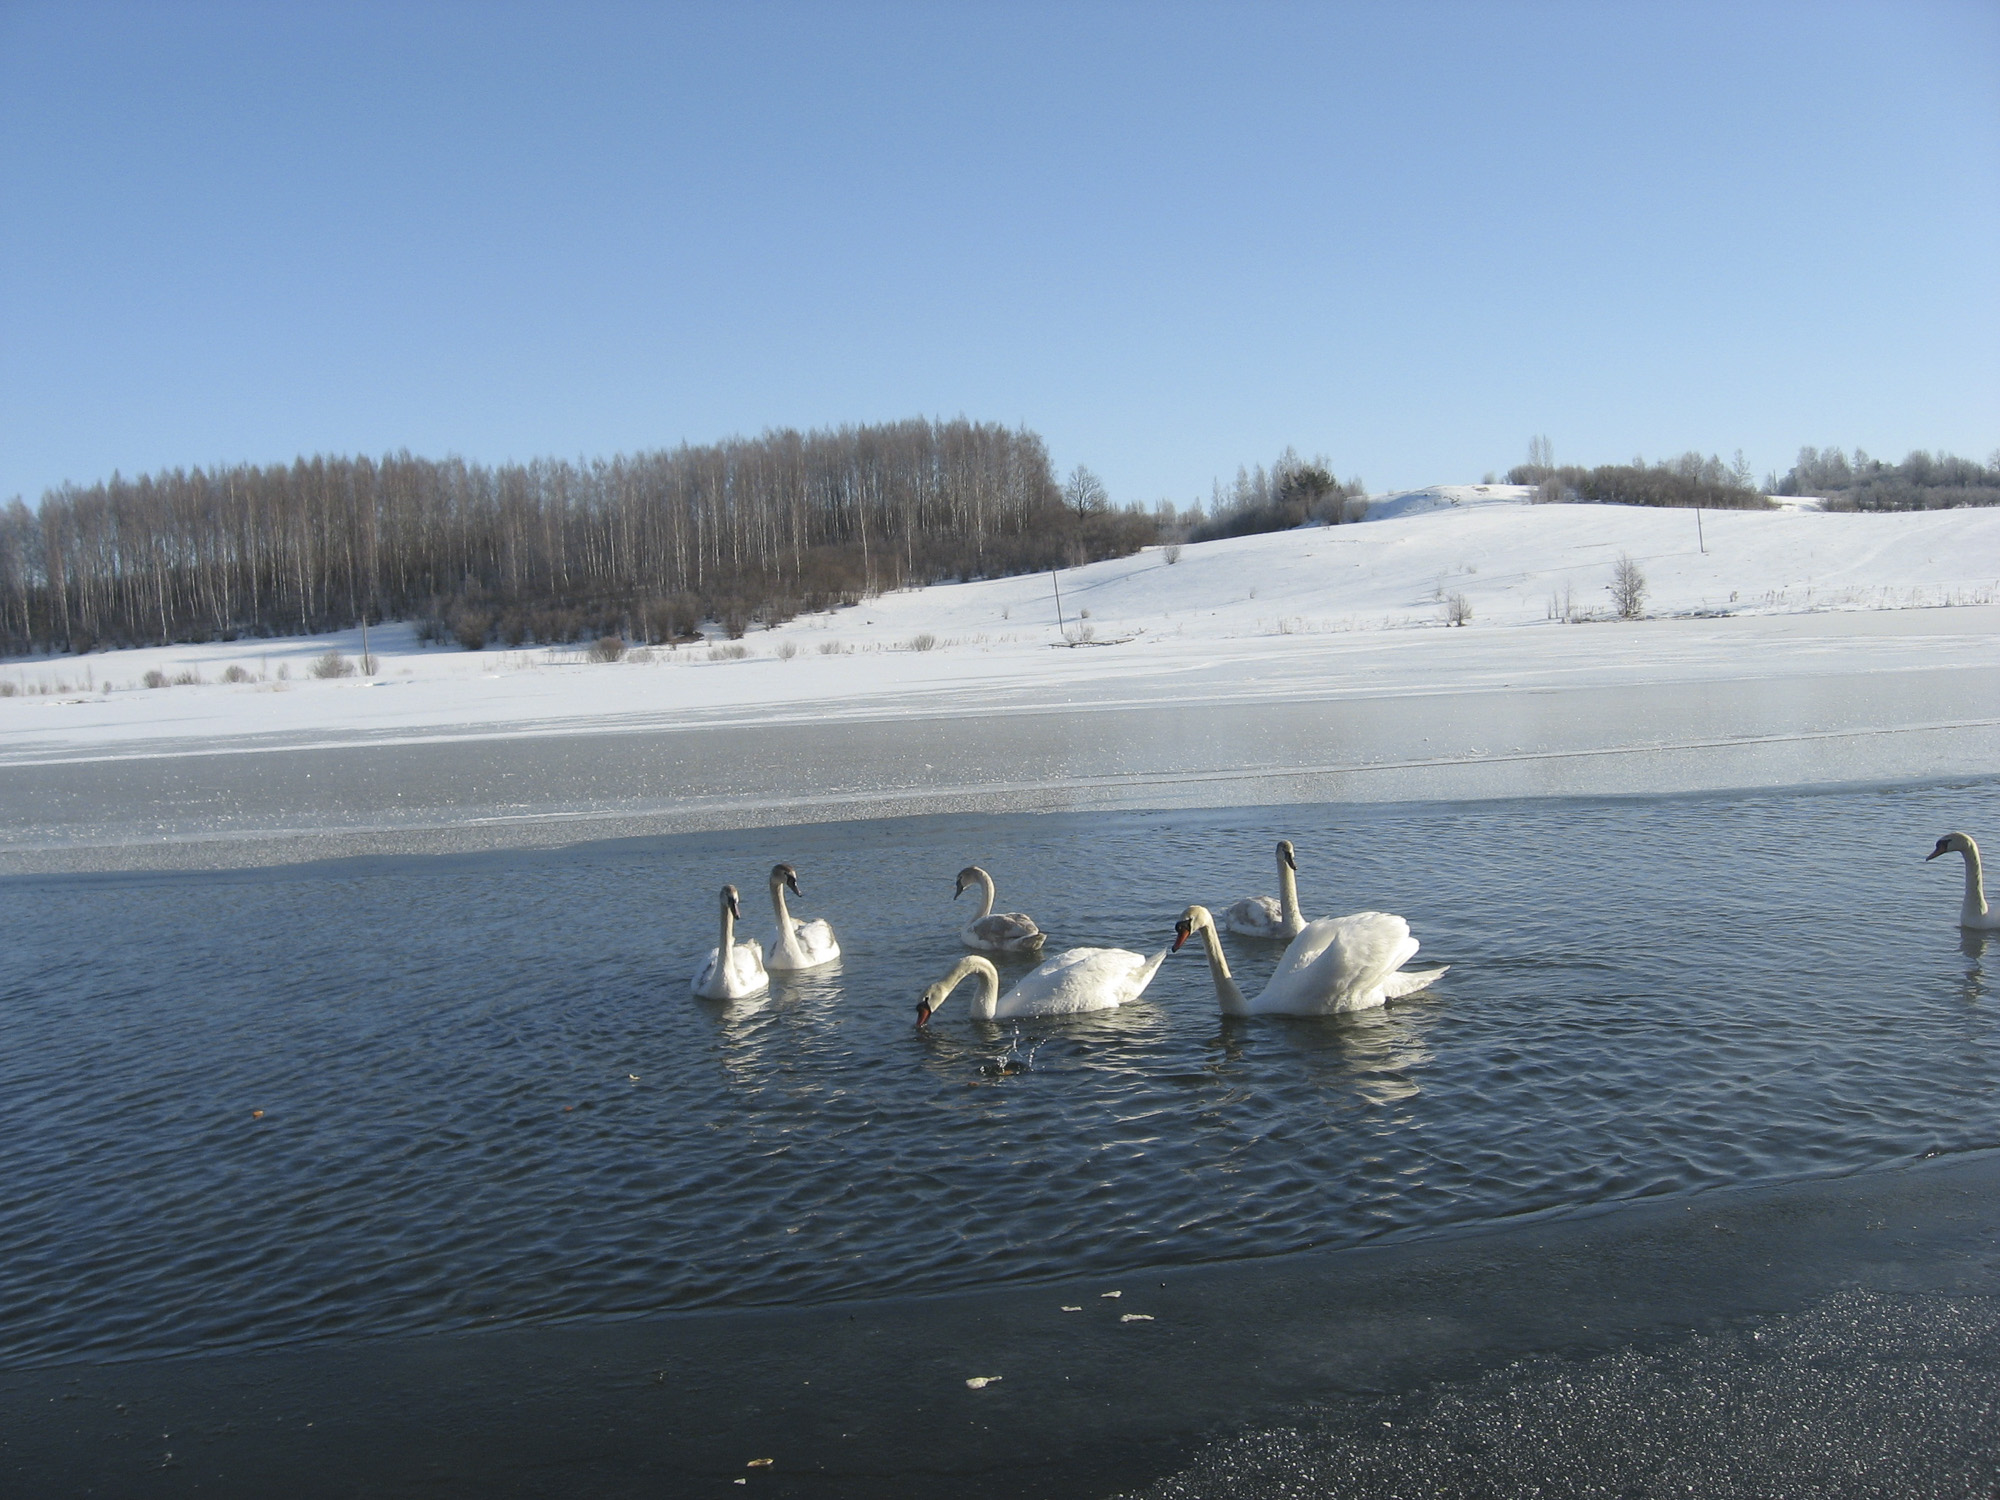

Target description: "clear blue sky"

left=3, top=0, right=1996, bottom=506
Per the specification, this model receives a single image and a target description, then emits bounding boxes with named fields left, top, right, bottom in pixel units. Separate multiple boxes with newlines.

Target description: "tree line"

left=1775, top=447, right=2000, bottom=511
left=0, top=418, right=1155, bottom=656
left=1508, top=446, right=1769, bottom=510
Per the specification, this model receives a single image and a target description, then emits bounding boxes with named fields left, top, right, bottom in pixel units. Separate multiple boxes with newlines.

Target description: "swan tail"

left=1382, top=963, right=1448, bottom=999
left=1128, top=947, right=1169, bottom=1000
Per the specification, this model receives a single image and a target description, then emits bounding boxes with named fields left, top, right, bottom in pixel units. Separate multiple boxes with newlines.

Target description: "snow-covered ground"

left=1, top=487, right=1994, bottom=761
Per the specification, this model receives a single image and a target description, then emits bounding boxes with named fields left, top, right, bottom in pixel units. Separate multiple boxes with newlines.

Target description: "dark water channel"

left=1, top=779, right=1995, bottom=1373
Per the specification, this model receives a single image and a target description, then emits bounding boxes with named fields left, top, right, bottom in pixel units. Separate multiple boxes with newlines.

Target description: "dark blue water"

left=1, top=780, right=1994, bottom=1369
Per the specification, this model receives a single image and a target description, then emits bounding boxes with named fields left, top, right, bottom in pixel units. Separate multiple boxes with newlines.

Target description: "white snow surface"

left=2, top=489, right=1996, bottom=764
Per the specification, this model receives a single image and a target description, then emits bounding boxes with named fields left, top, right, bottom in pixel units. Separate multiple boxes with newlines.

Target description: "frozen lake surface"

left=3, top=779, right=1993, bottom=1371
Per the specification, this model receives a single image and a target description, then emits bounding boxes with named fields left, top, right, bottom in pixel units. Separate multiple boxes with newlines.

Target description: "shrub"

left=1445, top=592, right=1473, bottom=627
left=586, top=635, right=627, bottom=663
left=143, top=669, right=169, bottom=688
left=1163, top=543, right=1182, bottom=565
left=172, top=669, right=202, bottom=686
left=311, top=650, right=355, bottom=679
left=708, top=643, right=750, bottom=661
left=776, top=640, right=799, bottom=660
left=1609, top=554, right=1647, bottom=619
left=222, top=664, right=251, bottom=683
left=817, top=640, right=847, bottom=655
left=906, top=632, right=937, bottom=651
left=453, top=611, right=491, bottom=651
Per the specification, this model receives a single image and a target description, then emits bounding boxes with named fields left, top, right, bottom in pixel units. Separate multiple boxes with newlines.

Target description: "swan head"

left=1929, top=833, right=1975, bottom=862
left=771, top=862, right=802, bottom=895
left=720, top=885, right=743, bottom=920
left=1278, top=839, right=1296, bottom=871
left=953, top=865, right=986, bottom=901
left=1172, top=904, right=1215, bottom=952
left=916, top=980, right=947, bottom=1026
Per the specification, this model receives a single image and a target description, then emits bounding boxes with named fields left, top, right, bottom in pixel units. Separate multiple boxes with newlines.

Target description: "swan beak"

left=1172, top=919, right=1192, bottom=953
left=728, top=894, right=743, bottom=919
left=1280, top=844, right=1296, bottom=871
left=953, top=878, right=966, bottom=900
left=786, top=870, right=803, bottom=895
left=916, top=999, right=933, bottom=1026
left=1926, top=842, right=1949, bottom=861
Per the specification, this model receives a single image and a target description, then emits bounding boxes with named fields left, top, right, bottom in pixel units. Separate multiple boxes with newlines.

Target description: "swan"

left=1172, top=903, right=1447, bottom=1016
left=764, top=862, right=841, bottom=970
left=691, top=885, right=768, bottom=1000
left=1222, top=839, right=1307, bottom=940
left=954, top=865, right=1046, bottom=954
left=1928, top=833, right=2000, bottom=930
left=917, top=948, right=1166, bottom=1024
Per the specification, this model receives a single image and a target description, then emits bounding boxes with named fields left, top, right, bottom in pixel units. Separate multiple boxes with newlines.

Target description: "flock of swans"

left=691, top=832, right=1998, bottom=1017
left=691, top=841, right=1448, bottom=1020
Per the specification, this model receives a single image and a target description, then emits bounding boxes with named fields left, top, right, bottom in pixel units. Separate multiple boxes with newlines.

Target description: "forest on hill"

left=1775, top=448, right=2000, bottom=511
left=0, top=418, right=1152, bottom=656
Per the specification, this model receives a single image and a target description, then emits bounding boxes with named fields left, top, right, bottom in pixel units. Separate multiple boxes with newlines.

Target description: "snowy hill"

left=2, top=490, right=1996, bottom=760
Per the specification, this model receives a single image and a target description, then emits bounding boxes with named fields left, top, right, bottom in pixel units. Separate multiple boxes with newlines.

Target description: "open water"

left=0, top=778, right=1995, bottom=1374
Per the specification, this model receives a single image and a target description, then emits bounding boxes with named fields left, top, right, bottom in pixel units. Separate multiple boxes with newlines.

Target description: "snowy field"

left=1, top=487, right=1996, bottom=761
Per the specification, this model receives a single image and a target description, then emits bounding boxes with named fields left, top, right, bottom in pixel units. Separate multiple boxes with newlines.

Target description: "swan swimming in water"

left=691, top=885, right=769, bottom=1000
left=764, top=862, right=841, bottom=970
left=917, top=947, right=1166, bottom=1024
left=1928, top=833, right=2000, bottom=931
left=1222, top=839, right=1307, bottom=940
left=1173, top=903, right=1447, bottom=1016
left=954, top=866, right=1046, bottom=954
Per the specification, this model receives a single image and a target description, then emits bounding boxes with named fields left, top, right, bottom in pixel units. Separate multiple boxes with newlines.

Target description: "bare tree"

left=1063, top=465, right=1108, bottom=521
left=1609, top=553, right=1647, bottom=619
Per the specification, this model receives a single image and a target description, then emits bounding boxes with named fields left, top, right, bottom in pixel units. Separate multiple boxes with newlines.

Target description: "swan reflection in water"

left=1201, top=1004, right=1439, bottom=1108
left=1959, top=928, right=1988, bottom=1005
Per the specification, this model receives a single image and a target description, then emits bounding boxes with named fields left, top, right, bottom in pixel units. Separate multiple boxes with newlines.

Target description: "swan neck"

left=973, top=869, right=997, bottom=920
left=941, top=955, right=1000, bottom=1020
left=1965, top=841, right=1991, bottom=920
left=1279, top=856, right=1301, bottom=928
left=1199, top=920, right=1250, bottom=1016
left=719, top=897, right=736, bottom=951
left=769, top=874, right=792, bottom=930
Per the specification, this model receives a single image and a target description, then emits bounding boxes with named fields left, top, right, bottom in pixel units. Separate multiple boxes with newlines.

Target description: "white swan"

left=1172, top=903, right=1447, bottom=1016
left=917, top=948, right=1166, bottom=1024
left=1222, top=839, right=1306, bottom=940
left=764, top=862, right=841, bottom=970
left=1928, top=833, right=2000, bottom=930
left=954, top=865, right=1046, bottom=954
left=691, top=885, right=769, bottom=1000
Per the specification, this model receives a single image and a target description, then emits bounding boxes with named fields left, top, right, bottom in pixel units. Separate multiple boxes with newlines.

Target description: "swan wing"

left=1256, top=913, right=1414, bottom=1015
left=694, top=941, right=769, bottom=1000
left=997, top=946, right=1151, bottom=1017
left=1222, top=896, right=1283, bottom=938
left=966, top=912, right=1044, bottom=952
left=768, top=917, right=841, bottom=970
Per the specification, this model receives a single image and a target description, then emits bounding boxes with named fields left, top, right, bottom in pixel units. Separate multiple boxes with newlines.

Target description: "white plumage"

left=764, top=862, right=841, bottom=971
left=917, top=947, right=1166, bottom=1024
left=1929, top=832, right=2000, bottom=930
left=1173, top=903, right=1447, bottom=1016
left=691, top=884, right=769, bottom=1001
